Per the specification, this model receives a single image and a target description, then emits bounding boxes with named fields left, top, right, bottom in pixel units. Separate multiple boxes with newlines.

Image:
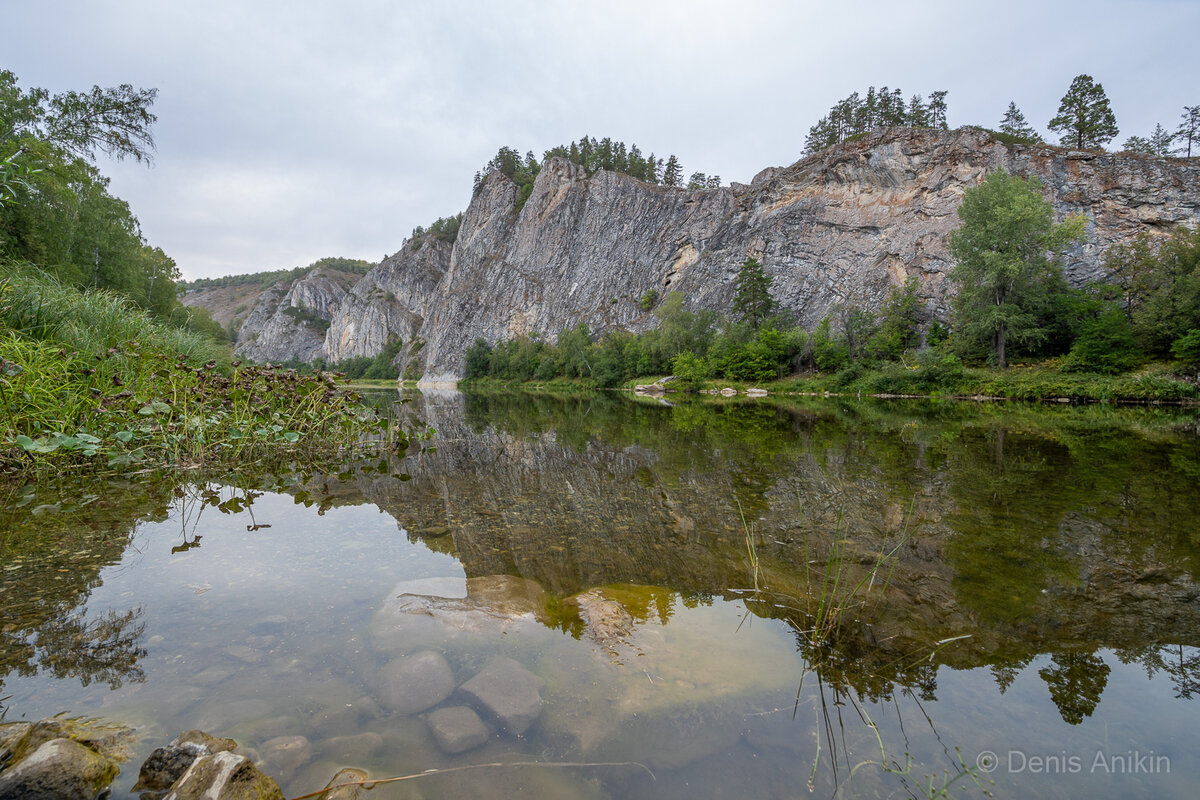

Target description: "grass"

left=0, top=264, right=400, bottom=477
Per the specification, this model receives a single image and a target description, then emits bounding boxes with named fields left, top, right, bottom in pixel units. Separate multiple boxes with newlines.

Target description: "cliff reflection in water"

left=304, top=389, right=1200, bottom=723
left=3, top=389, right=1199, bottom=734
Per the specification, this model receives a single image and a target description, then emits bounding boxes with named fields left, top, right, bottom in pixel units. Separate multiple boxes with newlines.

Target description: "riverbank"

left=0, top=266, right=395, bottom=477
left=461, top=360, right=1200, bottom=404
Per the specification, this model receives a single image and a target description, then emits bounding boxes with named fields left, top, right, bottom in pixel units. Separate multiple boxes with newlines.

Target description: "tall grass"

left=1, top=263, right=397, bottom=477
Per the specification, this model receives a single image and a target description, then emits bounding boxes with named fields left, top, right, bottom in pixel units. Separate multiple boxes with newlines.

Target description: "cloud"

left=7, top=0, right=1199, bottom=278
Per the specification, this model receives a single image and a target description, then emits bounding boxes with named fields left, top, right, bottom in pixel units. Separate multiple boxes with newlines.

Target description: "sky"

left=7, top=0, right=1199, bottom=281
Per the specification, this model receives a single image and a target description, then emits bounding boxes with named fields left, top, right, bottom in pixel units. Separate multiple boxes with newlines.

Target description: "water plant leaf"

left=281, top=431, right=300, bottom=443
left=74, top=433, right=101, bottom=444
left=137, top=401, right=172, bottom=416
left=15, top=434, right=35, bottom=450
left=114, top=430, right=134, bottom=443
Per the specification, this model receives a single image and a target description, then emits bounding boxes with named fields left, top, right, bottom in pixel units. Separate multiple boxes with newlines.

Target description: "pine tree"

left=928, top=91, right=949, bottom=129
left=1048, top=75, right=1119, bottom=149
left=998, top=101, right=1043, bottom=142
left=706, top=175, right=721, bottom=189
left=733, top=257, right=776, bottom=329
left=627, top=144, right=646, bottom=180
left=908, top=94, right=929, bottom=127
left=1122, top=135, right=1153, bottom=154
left=687, top=171, right=707, bottom=190
left=1175, top=105, right=1200, bottom=158
left=1149, top=123, right=1176, bottom=157
left=662, top=155, right=683, bottom=187
left=645, top=153, right=660, bottom=184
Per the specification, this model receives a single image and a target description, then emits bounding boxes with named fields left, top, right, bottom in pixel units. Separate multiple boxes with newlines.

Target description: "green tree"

left=1175, top=105, right=1199, bottom=158
left=867, top=277, right=925, bottom=360
left=732, top=257, right=776, bottom=329
left=1048, top=74, right=1119, bottom=149
left=948, top=170, right=1086, bottom=368
left=998, top=101, right=1042, bottom=142
left=661, top=155, right=683, bottom=187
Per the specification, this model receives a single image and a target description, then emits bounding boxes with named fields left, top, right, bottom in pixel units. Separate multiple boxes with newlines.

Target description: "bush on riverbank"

left=0, top=266, right=391, bottom=476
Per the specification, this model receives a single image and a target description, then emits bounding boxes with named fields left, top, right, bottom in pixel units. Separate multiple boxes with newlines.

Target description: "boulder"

left=133, top=730, right=238, bottom=794
left=377, top=650, right=456, bottom=715
left=0, top=737, right=119, bottom=800
left=162, top=751, right=282, bottom=800
left=458, top=657, right=544, bottom=735
left=425, top=706, right=489, bottom=754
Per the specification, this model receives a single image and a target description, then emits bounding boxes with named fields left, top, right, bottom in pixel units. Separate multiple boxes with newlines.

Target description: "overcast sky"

left=8, top=0, right=1199, bottom=280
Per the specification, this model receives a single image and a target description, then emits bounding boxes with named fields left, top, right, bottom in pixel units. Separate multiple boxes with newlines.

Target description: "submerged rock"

left=377, top=650, right=456, bottom=715
left=258, top=735, right=311, bottom=783
left=425, top=706, right=489, bottom=754
left=311, top=767, right=369, bottom=800
left=458, top=657, right=544, bottom=735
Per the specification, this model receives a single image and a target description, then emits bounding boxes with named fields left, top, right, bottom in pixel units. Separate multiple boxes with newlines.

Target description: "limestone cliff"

left=233, top=267, right=358, bottom=363
left=208, top=128, right=1200, bottom=379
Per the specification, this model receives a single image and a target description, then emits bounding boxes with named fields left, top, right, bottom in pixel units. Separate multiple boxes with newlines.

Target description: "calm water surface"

left=2, top=390, right=1199, bottom=799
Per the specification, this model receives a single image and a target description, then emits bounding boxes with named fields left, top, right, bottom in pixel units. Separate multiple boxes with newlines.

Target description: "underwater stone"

left=377, top=650, right=456, bottom=715
left=259, top=735, right=311, bottom=783
left=313, top=767, right=369, bottom=800
left=426, top=706, right=489, bottom=754
left=458, top=657, right=544, bottom=735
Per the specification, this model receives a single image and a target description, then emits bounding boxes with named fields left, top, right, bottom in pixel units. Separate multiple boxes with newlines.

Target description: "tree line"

left=803, top=75, right=1198, bottom=159
left=180, top=256, right=373, bottom=291
left=0, top=69, right=231, bottom=343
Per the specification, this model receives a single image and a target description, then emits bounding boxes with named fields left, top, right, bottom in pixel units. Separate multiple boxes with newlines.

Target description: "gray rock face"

left=0, top=738, right=118, bottom=800
left=425, top=706, right=489, bottom=754
left=234, top=268, right=357, bottom=363
left=458, top=656, right=545, bottom=735
left=203, top=129, right=1200, bottom=378
left=376, top=650, right=456, bottom=714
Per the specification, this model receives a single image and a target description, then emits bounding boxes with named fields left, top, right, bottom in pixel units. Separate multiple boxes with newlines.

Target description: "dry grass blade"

left=287, top=760, right=656, bottom=800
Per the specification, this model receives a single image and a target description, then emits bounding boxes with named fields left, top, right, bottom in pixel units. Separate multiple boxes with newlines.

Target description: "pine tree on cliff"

left=662, top=155, right=683, bottom=187
left=999, top=102, right=1043, bottom=142
left=928, top=91, right=949, bottom=129
left=1048, top=75, right=1119, bottom=149
left=1176, top=105, right=1199, bottom=158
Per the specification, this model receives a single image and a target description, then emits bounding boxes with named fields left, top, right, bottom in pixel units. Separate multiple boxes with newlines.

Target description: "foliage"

left=998, top=101, right=1043, bottom=143
left=180, top=257, right=373, bottom=291
left=804, top=86, right=948, bottom=155
left=948, top=170, right=1086, bottom=367
left=638, top=289, right=659, bottom=311
left=1175, top=105, right=1200, bottom=158
left=1103, top=226, right=1200, bottom=355
left=411, top=213, right=463, bottom=244
left=475, top=136, right=697, bottom=201
left=732, top=257, right=776, bottom=329
left=1048, top=74, right=1119, bottom=149
left=867, top=278, right=925, bottom=360
left=1171, top=329, right=1200, bottom=366
left=1061, top=305, right=1140, bottom=374
left=1123, top=124, right=1175, bottom=157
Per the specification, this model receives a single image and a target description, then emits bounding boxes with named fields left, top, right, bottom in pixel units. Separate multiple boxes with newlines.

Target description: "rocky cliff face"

left=233, top=267, right=359, bottom=363
left=212, top=128, right=1200, bottom=379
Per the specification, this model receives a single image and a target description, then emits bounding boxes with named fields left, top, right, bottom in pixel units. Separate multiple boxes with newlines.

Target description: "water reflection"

left=2, top=391, right=1199, bottom=798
